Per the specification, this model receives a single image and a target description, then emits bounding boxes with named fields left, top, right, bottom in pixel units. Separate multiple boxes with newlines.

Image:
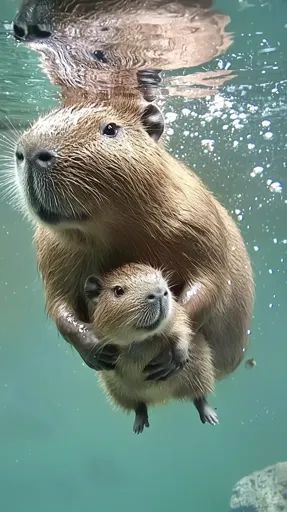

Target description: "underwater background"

left=0, top=0, right=286, bottom=510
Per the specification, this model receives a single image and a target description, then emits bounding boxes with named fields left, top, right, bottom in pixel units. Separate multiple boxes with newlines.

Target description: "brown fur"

left=17, top=100, right=254, bottom=378
left=87, top=263, right=180, bottom=346
left=85, top=263, right=215, bottom=411
left=102, top=333, right=214, bottom=412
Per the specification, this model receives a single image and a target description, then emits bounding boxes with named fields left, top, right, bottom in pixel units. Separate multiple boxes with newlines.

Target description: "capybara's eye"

left=113, top=286, right=125, bottom=297
left=92, top=50, right=108, bottom=63
left=102, top=123, right=119, bottom=137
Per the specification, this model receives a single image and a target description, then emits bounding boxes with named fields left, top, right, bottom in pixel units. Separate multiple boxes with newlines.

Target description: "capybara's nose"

left=30, top=150, right=56, bottom=170
left=146, top=287, right=169, bottom=307
left=13, top=21, right=28, bottom=41
left=13, top=21, right=51, bottom=41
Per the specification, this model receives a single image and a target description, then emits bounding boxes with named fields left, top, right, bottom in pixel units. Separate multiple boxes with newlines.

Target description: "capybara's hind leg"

left=133, top=402, right=149, bottom=434
left=193, top=396, right=219, bottom=426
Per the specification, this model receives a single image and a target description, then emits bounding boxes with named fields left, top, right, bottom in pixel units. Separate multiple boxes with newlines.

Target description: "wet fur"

left=17, top=101, right=254, bottom=378
left=101, top=331, right=215, bottom=412
left=85, top=263, right=215, bottom=411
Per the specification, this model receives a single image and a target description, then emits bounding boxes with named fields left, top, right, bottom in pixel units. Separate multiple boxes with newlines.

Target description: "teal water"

left=0, top=1, right=286, bottom=511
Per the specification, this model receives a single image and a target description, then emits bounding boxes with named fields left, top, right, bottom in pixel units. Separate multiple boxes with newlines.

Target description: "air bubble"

left=248, top=105, right=258, bottom=113
left=233, top=120, right=244, bottom=129
left=263, top=132, right=273, bottom=140
left=269, top=181, right=282, bottom=193
left=201, top=139, right=215, bottom=152
left=250, top=166, right=264, bottom=178
left=165, top=112, right=177, bottom=123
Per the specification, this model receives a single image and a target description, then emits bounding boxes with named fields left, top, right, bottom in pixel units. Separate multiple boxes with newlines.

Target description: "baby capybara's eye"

left=113, top=286, right=125, bottom=297
left=102, top=123, right=120, bottom=137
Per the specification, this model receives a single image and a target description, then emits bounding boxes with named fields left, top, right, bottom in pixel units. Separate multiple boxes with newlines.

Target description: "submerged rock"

left=230, top=462, right=287, bottom=512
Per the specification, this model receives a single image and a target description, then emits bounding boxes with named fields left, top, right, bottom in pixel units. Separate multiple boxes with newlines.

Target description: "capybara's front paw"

left=76, top=325, right=120, bottom=371
left=171, top=345, right=189, bottom=370
left=144, top=348, right=182, bottom=381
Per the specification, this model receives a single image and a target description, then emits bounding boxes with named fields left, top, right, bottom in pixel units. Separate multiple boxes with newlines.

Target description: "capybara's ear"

left=141, top=103, right=164, bottom=141
left=84, top=275, right=103, bottom=303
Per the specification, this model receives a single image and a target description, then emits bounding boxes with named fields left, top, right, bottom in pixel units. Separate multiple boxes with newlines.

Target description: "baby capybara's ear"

left=84, top=275, right=103, bottom=304
left=140, top=103, right=164, bottom=142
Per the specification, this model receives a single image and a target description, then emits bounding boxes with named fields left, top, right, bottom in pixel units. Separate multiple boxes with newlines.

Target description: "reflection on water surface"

left=12, top=0, right=235, bottom=103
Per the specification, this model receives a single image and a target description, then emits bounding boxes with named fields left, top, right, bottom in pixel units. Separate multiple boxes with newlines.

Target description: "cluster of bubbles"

left=161, top=21, right=286, bottom=324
